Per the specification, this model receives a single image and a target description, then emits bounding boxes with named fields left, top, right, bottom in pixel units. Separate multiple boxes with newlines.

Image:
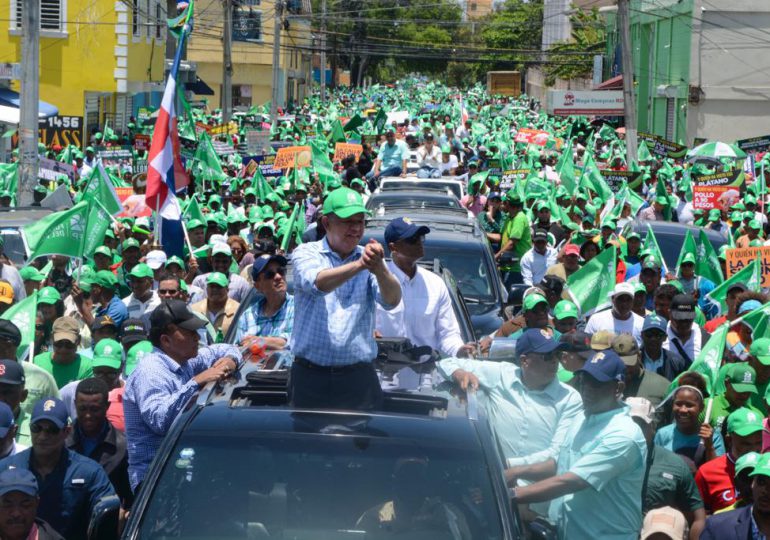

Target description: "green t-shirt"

left=32, top=352, right=93, bottom=389
left=643, top=445, right=704, bottom=514
left=501, top=212, right=532, bottom=272
left=19, top=362, right=60, bottom=420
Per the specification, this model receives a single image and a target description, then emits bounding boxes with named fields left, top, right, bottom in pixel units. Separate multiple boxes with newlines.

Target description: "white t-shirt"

left=584, top=309, right=644, bottom=344
left=439, top=155, right=459, bottom=174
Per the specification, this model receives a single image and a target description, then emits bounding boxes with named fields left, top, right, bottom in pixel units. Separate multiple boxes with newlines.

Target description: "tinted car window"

left=423, top=245, right=495, bottom=303
left=137, top=430, right=505, bottom=539
left=367, top=194, right=461, bottom=210
left=0, top=230, right=26, bottom=267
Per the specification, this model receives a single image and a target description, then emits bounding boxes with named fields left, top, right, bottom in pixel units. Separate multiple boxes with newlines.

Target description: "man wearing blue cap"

left=376, top=217, right=475, bottom=357
left=0, top=401, right=22, bottom=459
left=0, top=469, right=63, bottom=540
left=437, top=328, right=582, bottom=478
left=512, top=350, right=647, bottom=540
left=236, top=254, right=295, bottom=351
left=0, top=397, right=114, bottom=540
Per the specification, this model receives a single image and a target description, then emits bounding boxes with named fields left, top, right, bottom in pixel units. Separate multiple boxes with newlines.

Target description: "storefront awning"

left=0, top=88, right=59, bottom=123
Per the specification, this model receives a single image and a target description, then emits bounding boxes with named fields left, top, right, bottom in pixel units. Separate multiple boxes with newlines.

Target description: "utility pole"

left=270, top=0, right=283, bottom=127
left=319, top=0, right=326, bottom=103
left=18, top=0, right=39, bottom=206
left=618, top=0, right=638, bottom=166
left=222, top=0, right=233, bottom=125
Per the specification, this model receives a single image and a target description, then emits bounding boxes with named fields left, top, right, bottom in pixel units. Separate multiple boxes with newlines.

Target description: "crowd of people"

left=0, top=78, right=768, bottom=539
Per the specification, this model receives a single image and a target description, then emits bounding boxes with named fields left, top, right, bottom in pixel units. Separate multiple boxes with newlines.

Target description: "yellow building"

left=0, top=0, right=167, bottom=141
left=186, top=0, right=313, bottom=110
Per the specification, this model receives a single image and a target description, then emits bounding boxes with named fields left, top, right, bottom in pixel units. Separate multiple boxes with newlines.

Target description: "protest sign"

left=116, top=187, right=151, bottom=217
left=274, top=146, right=312, bottom=169
left=600, top=170, right=642, bottom=193
left=333, top=143, right=363, bottom=162
left=514, top=128, right=549, bottom=146
left=134, top=134, right=150, bottom=152
left=209, top=122, right=238, bottom=136
left=692, top=170, right=745, bottom=210
left=242, top=155, right=282, bottom=178
left=38, top=116, right=83, bottom=148
left=736, top=135, right=770, bottom=152
left=246, top=130, right=271, bottom=155
left=726, top=247, right=770, bottom=287
left=638, top=132, right=688, bottom=159
left=500, top=169, right=529, bottom=190
left=38, top=158, right=76, bottom=183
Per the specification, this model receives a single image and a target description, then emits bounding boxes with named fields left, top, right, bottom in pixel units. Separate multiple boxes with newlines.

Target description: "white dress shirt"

left=122, top=290, right=162, bottom=326
left=376, top=261, right=464, bottom=356
left=664, top=325, right=702, bottom=364
left=520, top=246, right=558, bottom=286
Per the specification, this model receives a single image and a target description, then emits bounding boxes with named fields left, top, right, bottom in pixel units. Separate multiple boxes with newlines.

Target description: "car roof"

left=0, top=207, right=54, bottom=228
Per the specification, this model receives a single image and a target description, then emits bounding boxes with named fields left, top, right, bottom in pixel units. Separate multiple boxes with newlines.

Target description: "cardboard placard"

left=116, top=187, right=152, bottom=217
left=600, top=170, right=642, bottom=193
left=134, top=134, right=150, bottom=152
left=736, top=135, right=770, bottom=152
left=209, top=122, right=238, bottom=135
left=692, top=170, right=745, bottom=210
left=638, top=132, right=688, bottom=159
left=499, top=169, right=529, bottom=190
left=273, top=146, right=312, bottom=169
left=725, top=247, right=770, bottom=287
left=333, top=143, right=363, bottom=163
left=242, top=155, right=282, bottom=178
left=513, top=128, right=549, bottom=146
left=246, top=130, right=271, bottom=155
left=38, top=158, right=76, bottom=183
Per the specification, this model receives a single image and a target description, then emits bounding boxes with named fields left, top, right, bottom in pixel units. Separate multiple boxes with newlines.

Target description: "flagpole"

left=181, top=220, right=195, bottom=256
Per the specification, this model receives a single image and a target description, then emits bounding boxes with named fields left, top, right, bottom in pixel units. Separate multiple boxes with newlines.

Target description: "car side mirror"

left=88, top=495, right=120, bottom=540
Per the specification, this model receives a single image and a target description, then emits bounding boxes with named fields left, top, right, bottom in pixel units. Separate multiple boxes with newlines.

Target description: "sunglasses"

left=31, top=423, right=62, bottom=435
left=53, top=340, right=76, bottom=349
left=158, top=289, right=179, bottom=295
left=262, top=268, right=287, bottom=280
left=403, top=235, right=425, bottom=245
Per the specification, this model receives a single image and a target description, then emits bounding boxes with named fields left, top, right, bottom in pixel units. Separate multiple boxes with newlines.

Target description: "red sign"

left=116, top=187, right=152, bottom=217
left=134, top=134, right=150, bottom=152
left=514, top=128, right=550, bottom=146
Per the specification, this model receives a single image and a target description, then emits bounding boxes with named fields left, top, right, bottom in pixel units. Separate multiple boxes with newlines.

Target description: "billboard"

left=548, top=90, right=624, bottom=116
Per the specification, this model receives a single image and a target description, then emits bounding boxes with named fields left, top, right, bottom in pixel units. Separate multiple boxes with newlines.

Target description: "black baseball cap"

left=120, top=318, right=148, bottom=346
left=0, top=359, right=24, bottom=385
left=0, top=320, right=21, bottom=346
left=671, top=294, right=696, bottom=321
left=150, top=300, right=207, bottom=332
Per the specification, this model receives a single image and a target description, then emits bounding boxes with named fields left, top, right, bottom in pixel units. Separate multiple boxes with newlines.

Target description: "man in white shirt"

left=664, top=294, right=702, bottom=365
left=584, top=282, right=645, bottom=344
left=122, top=263, right=161, bottom=327
left=520, top=229, right=558, bottom=286
left=376, top=217, right=475, bottom=357
left=416, top=133, right=442, bottom=179
left=439, top=146, right=459, bottom=176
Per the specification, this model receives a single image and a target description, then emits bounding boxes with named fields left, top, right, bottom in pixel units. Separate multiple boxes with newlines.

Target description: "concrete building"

left=604, top=0, right=770, bottom=145
left=0, top=0, right=166, bottom=140
left=186, top=0, right=313, bottom=110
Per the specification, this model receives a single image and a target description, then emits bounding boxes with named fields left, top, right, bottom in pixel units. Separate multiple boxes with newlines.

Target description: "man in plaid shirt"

left=235, top=254, right=294, bottom=351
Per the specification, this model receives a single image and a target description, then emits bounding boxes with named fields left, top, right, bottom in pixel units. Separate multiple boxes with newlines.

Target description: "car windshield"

left=0, top=229, right=26, bottom=267
left=367, top=195, right=461, bottom=210
left=423, top=245, right=495, bottom=303
left=383, top=181, right=462, bottom=199
left=137, top=427, right=505, bottom=540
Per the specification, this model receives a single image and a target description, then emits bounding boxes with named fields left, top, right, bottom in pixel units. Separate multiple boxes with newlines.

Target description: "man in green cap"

left=639, top=196, right=667, bottom=221
left=33, top=316, right=93, bottom=389
left=73, top=271, right=128, bottom=330
left=492, top=191, right=531, bottom=286
left=19, top=267, right=43, bottom=297
left=290, top=187, right=401, bottom=410
left=115, top=238, right=142, bottom=298
left=706, top=208, right=729, bottom=236
left=702, top=363, right=763, bottom=431
left=696, top=407, right=764, bottom=514
left=736, top=219, right=763, bottom=248
left=122, top=263, right=161, bottom=326
left=187, top=219, right=207, bottom=249
left=191, top=272, right=240, bottom=341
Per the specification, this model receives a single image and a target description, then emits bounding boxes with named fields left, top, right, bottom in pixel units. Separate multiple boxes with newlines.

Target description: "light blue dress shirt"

left=290, top=237, right=396, bottom=366
left=123, top=343, right=241, bottom=489
left=377, top=139, right=409, bottom=170
left=436, top=358, right=583, bottom=467
left=549, top=405, right=647, bottom=540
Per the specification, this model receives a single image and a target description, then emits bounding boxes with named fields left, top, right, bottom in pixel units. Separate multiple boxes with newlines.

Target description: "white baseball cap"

left=145, top=250, right=167, bottom=270
left=610, top=282, right=635, bottom=299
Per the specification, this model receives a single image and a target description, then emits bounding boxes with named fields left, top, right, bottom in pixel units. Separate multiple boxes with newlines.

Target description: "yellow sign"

left=725, top=247, right=770, bottom=287
left=333, top=143, right=363, bottom=163
left=273, top=146, right=312, bottom=169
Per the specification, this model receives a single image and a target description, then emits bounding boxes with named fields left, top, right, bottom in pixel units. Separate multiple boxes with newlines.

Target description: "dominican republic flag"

left=145, top=29, right=190, bottom=258
left=459, top=95, right=469, bottom=126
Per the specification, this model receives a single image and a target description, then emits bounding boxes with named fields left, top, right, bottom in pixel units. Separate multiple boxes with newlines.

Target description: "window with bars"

left=155, top=1, right=161, bottom=38
left=132, top=0, right=140, bottom=36
left=12, top=0, right=65, bottom=32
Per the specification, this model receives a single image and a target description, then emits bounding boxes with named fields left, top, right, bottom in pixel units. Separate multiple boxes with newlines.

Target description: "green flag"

left=279, top=202, right=305, bottom=252
left=23, top=202, right=90, bottom=260
left=343, top=114, right=365, bottom=133
left=738, top=302, right=770, bottom=341
left=183, top=196, right=206, bottom=223
left=0, top=290, right=37, bottom=360
left=674, top=230, right=698, bottom=275
left=705, top=258, right=762, bottom=314
left=688, top=323, right=728, bottom=394
left=582, top=153, right=613, bottom=202
left=644, top=224, right=669, bottom=273
left=311, top=138, right=337, bottom=184
left=637, top=140, right=653, bottom=162
left=328, top=120, right=347, bottom=144
left=0, top=162, right=18, bottom=198
left=81, top=199, right=112, bottom=257
left=567, top=247, right=616, bottom=318
left=696, top=229, right=724, bottom=285
left=79, top=165, right=122, bottom=216
left=193, top=131, right=228, bottom=184
left=252, top=167, right=275, bottom=201
left=555, top=139, right=576, bottom=193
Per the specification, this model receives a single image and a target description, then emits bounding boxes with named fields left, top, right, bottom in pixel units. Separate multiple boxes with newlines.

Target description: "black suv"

left=118, top=362, right=524, bottom=539
left=364, top=211, right=508, bottom=338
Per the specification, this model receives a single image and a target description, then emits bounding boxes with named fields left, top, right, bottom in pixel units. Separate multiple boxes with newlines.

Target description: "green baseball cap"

left=750, top=337, right=770, bottom=365
left=206, top=272, right=229, bottom=288
left=553, top=300, right=579, bottom=320
left=642, top=257, right=662, bottom=271
left=125, top=340, right=153, bottom=377
left=165, top=255, right=186, bottom=269
left=93, top=270, right=118, bottom=289
left=92, top=338, right=123, bottom=370
left=122, top=238, right=141, bottom=251
left=708, top=209, right=721, bottom=221
left=626, top=232, right=641, bottom=242
left=322, top=187, right=368, bottom=219
left=749, top=219, right=762, bottom=230
left=727, top=363, right=758, bottom=394
left=735, top=452, right=761, bottom=476
left=19, top=266, right=44, bottom=282
left=187, top=218, right=205, bottom=230
left=94, top=246, right=112, bottom=258
left=680, top=253, right=696, bottom=265
left=128, top=263, right=154, bottom=279
left=727, top=407, right=764, bottom=436
left=522, top=293, right=548, bottom=312
left=37, top=286, right=61, bottom=305
left=750, top=454, right=770, bottom=479
left=504, top=190, right=521, bottom=205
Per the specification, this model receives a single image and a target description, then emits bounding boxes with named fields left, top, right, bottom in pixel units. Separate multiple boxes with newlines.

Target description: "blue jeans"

left=416, top=166, right=441, bottom=179
left=365, top=165, right=403, bottom=181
